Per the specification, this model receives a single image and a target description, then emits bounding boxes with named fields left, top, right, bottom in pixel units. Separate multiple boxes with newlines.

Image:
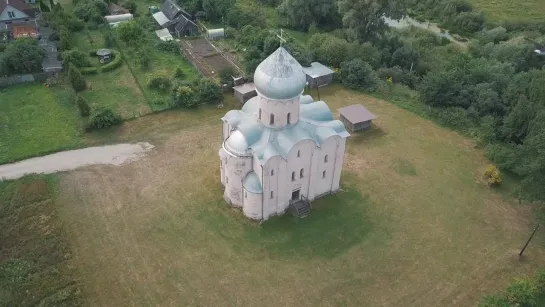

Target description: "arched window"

left=323, top=170, right=326, bottom=178
left=291, top=171, right=295, bottom=181
left=259, top=108, right=262, bottom=119
left=271, top=169, right=274, bottom=176
left=324, top=155, right=328, bottom=163
left=297, top=150, right=300, bottom=157
left=270, top=113, right=275, bottom=125
left=245, top=191, right=247, bottom=198
left=287, top=113, right=291, bottom=124
left=300, top=168, right=304, bottom=178
left=270, top=191, right=274, bottom=199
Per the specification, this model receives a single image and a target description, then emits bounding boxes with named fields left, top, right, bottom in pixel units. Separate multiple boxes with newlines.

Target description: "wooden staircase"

left=290, top=196, right=312, bottom=218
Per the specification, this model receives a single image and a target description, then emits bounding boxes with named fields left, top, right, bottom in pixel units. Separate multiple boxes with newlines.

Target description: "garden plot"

left=181, top=38, right=243, bottom=79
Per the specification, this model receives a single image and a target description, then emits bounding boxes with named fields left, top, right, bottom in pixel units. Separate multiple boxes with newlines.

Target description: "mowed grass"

left=469, top=0, right=545, bottom=22
left=0, top=84, right=84, bottom=164
left=0, top=176, right=82, bottom=306
left=51, top=84, right=545, bottom=306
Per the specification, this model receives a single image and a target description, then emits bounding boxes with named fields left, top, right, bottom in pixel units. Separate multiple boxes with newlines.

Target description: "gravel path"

left=0, top=142, right=155, bottom=181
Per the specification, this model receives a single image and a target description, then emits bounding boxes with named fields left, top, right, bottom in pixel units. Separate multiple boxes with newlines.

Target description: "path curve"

left=0, top=142, right=155, bottom=181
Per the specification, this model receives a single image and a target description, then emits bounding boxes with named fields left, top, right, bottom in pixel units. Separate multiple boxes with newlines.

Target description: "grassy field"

left=0, top=176, right=82, bottom=306
left=49, top=84, right=545, bottom=306
left=0, top=84, right=84, bottom=165
left=469, top=0, right=545, bottom=23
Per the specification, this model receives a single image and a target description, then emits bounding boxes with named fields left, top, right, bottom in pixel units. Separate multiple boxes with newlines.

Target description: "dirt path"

left=0, top=142, right=154, bottom=180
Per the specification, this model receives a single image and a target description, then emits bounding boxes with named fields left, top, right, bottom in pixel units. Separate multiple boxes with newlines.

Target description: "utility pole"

left=519, top=224, right=540, bottom=256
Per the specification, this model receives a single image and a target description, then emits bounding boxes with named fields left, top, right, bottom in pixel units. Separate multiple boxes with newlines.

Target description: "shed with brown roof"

left=338, top=104, right=377, bottom=132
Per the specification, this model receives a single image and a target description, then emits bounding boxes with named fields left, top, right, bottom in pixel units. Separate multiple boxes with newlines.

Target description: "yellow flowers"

left=484, top=165, right=502, bottom=186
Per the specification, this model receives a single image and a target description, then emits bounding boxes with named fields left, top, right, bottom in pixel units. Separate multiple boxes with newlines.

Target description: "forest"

left=177, top=0, right=545, bottom=204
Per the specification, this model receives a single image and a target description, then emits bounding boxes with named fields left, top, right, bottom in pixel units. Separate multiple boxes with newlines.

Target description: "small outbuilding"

left=303, top=62, right=335, bottom=88
left=155, top=28, right=173, bottom=41
left=338, top=104, right=377, bottom=132
left=96, top=49, right=113, bottom=63
left=233, top=82, right=257, bottom=104
left=207, top=28, right=224, bottom=40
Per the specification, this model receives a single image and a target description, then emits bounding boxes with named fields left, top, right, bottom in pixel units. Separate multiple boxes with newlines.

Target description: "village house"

left=219, top=47, right=350, bottom=220
left=152, top=0, right=197, bottom=37
left=0, top=0, right=38, bottom=41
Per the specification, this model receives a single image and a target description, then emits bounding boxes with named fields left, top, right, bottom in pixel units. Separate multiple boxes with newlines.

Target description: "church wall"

left=286, top=140, right=315, bottom=201
left=243, top=188, right=262, bottom=220
left=310, top=137, right=339, bottom=199
left=222, top=121, right=230, bottom=142
left=257, top=96, right=300, bottom=128
left=262, top=155, right=287, bottom=219
left=332, top=137, right=346, bottom=192
left=224, top=154, right=253, bottom=207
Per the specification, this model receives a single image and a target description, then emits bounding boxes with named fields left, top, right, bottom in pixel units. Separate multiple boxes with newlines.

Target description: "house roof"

left=12, top=22, right=37, bottom=38
left=152, top=11, right=169, bottom=26
left=0, top=0, right=32, bottom=16
left=171, top=13, right=197, bottom=33
left=155, top=28, right=173, bottom=41
left=337, top=104, right=377, bottom=124
left=233, top=83, right=256, bottom=95
left=161, top=0, right=183, bottom=20
left=302, top=62, right=334, bottom=78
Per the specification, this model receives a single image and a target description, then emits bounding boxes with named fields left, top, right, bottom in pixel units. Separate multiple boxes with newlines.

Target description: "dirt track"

left=0, top=142, right=154, bottom=180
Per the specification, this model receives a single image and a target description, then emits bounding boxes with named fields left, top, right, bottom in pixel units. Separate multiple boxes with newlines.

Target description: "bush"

left=484, top=165, right=502, bottom=186
left=505, top=279, right=538, bottom=306
left=99, top=50, right=123, bottom=72
left=453, top=11, right=486, bottom=33
left=173, top=66, right=185, bottom=79
left=68, top=63, right=86, bottom=92
left=59, top=26, right=72, bottom=50
left=62, top=49, right=92, bottom=68
left=219, top=67, right=235, bottom=86
left=80, top=66, right=98, bottom=75
left=0, top=38, right=45, bottom=75
left=104, top=31, right=114, bottom=48
left=121, top=0, right=137, bottom=14
left=340, top=58, right=379, bottom=91
left=172, top=85, right=197, bottom=108
left=154, top=40, right=179, bottom=53
left=135, top=49, right=150, bottom=69
left=432, top=107, right=473, bottom=130
left=88, top=108, right=122, bottom=129
left=147, top=74, right=172, bottom=92
left=76, top=95, right=91, bottom=117
left=194, top=78, right=223, bottom=104
left=116, top=21, right=143, bottom=45
left=49, top=32, right=59, bottom=41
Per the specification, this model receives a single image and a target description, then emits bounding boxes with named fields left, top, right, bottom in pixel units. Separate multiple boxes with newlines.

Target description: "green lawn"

left=0, top=176, right=82, bottom=306
left=469, top=0, right=545, bottom=22
left=52, top=85, right=545, bottom=306
left=0, top=84, right=84, bottom=165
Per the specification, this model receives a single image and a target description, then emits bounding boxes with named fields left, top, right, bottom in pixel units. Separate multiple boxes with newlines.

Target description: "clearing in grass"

left=0, top=84, right=84, bottom=165
left=54, top=85, right=545, bottom=306
left=468, top=0, right=545, bottom=23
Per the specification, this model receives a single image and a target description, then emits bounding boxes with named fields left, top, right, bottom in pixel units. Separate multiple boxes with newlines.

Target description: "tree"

left=59, top=26, right=72, bottom=50
left=340, top=58, right=379, bottom=90
left=76, top=95, right=91, bottom=117
left=88, top=108, right=122, bottom=129
left=121, top=0, right=137, bottom=14
left=202, top=0, right=234, bottom=21
left=0, top=38, right=45, bottom=75
left=277, top=0, right=339, bottom=31
left=194, top=78, right=222, bottom=104
left=172, top=85, right=198, bottom=108
left=173, top=66, right=185, bottom=79
left=338, top=0, right=406, bottom=41
left=68, top=63, right=86, bottom=92
left=219, top=67, right=235, bottom=86
left=452, top=11, right=485, bottom=33
left=390, top=45, right=420, bottom=70
left=39, top=0, right=50, bottom=12
left=308, top=33, right=349, bottom=67
left=62, top=49, right=92, bottom=68
left=116, top=21, right=143, bottom=45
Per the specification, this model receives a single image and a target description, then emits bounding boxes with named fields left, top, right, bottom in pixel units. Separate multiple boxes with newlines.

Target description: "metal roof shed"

left=233, top=83, right=257, bottom=104
left=155, top=28, right=173, bottom=41
left=303, top=62, right=335, bottom=88
left=337, top=104, right=377, bottom=132
left=207, top=28, right=224, bottom=40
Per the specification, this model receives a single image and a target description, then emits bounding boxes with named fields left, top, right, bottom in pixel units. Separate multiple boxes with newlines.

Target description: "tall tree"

left=277, top=0, right=339, bottom=31
left=338, top=0, right=407, bottom=41
left=0, top=38, right=45, bottom=75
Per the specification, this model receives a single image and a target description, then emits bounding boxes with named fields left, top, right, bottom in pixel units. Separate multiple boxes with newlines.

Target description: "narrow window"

left=270, top=113, right=275, bottom=125
left=297, top=150, right=300, bottom=157
left=287, top=113, right=291, bottom=124
left=245, top=191, right=247, bottom=198
left=271, top=169, right=274, bottom=176
left=323, top=170, right=326, bottom=178
left=291, top=171, right=295, bottom=181
left=259, top=108, right=262, bottom=119
left=220, top=160, right=222, bottom=167
left=226, top=176, right=228, bottom=184
left=300, top=168, right=304, bottom=178
left=324, top=155, right=328, bottom=163
left=270, top=191, right=274, bottom=199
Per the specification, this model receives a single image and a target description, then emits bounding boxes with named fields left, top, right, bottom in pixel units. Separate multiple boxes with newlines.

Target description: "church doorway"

left=291, top=189, right=300, bottom=201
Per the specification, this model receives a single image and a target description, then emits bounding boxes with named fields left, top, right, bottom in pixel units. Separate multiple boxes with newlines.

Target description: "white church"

left=219, top=47, right=350, bottom=220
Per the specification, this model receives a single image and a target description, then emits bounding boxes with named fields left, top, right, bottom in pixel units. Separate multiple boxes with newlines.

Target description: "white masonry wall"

left=257, top=96, right=300, bottom=128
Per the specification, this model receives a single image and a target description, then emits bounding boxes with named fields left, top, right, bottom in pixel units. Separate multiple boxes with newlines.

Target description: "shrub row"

left=80, top=66, right=98, bottom=75
left=99, top=50, right=122, bottom=73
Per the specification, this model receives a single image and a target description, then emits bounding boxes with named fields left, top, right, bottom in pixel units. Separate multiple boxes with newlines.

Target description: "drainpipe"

left=260, top=164, right=264, bottom=220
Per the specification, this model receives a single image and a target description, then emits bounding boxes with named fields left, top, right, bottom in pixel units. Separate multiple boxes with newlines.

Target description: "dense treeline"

left=187, top=0, right=545, bottom=204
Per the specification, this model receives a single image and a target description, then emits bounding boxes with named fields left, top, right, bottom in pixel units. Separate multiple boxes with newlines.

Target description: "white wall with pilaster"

left=243, top=189, right=263, bottom=220
left=257, top=96, right=300, bottom=128
left=331, top=136, right=346, bottom=192
left=223, top=154, right=253, bottom=207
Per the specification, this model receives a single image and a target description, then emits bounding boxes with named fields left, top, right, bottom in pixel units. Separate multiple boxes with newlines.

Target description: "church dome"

left=253, top=47, right=307, bottom=100
left=224, top=130, right=249, bottom=155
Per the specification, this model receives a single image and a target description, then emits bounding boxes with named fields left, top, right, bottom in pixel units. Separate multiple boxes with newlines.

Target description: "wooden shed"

left=233, top=82, right=257, bottom=104
left=338, top=104, right=377, bottom=132
left=303, top=62, right=334, bottom=88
